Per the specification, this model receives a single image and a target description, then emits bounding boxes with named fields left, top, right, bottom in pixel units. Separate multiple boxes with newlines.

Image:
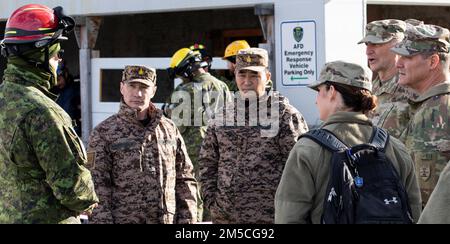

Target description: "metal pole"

left=74, top=16, right=102, bottom=145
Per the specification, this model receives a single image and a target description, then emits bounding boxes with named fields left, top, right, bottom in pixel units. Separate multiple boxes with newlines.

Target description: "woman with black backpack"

left=274, top=61, right=422, bottom=224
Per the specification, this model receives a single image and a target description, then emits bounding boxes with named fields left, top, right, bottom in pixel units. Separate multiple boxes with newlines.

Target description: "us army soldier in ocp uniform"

left=88, top=65, right=197, bottom=224
left=391, top=23, right=450, bottom=205
left=358, top=19, right=418, bottom=140
left=199, top=48, right=308, bottom=223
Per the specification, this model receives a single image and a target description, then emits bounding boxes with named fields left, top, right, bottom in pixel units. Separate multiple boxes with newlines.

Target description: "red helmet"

left=1, top=4, right=74, bottom=48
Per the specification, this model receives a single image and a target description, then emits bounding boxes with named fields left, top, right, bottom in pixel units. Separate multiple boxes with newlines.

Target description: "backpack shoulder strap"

left=300, top=129, right=348, bottom=152
left=369, top=127, right=390, bottom=151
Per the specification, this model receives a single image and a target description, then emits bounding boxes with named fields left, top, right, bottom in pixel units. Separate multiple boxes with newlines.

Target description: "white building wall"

left=2, top=0, right=448, bottom=126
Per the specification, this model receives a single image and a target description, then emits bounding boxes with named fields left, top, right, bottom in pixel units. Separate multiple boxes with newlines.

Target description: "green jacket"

left=418, top=161, right=450, bottom=224
left=0, top=63, right=98, bottom=224
left=275, top=111, right=422, bottom=224
left=370, top=75, right=417, bottom=140
left=165, top=72, right=230, bottom=168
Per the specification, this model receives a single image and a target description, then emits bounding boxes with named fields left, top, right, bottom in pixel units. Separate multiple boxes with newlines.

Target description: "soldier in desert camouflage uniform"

left=0, top=4, right=98, bottom=224
left=391, top=23, right=450, bottom=205
left=88, top=65, right=197, bottom=224
left=358, top=19, right=418, bottom=139
left=199, top=48, right=308, bottom=224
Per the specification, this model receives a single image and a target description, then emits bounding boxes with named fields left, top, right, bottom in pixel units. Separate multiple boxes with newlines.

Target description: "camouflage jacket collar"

left=321, top=111, right=373, bottom=128
left=414, top=82, right=450, bottom=103
left=2, top=63, right=57, bottom=100
left=372, top=74, right=399, bottom=96
left=118, top=101, right=163, bottom=128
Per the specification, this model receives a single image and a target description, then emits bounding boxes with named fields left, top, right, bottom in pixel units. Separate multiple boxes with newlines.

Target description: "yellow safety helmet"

left=223, top=40, right=250, bottom=59
left=168, top=47, right=203, bottom=79
left=170, top=48, right=192, bottom=69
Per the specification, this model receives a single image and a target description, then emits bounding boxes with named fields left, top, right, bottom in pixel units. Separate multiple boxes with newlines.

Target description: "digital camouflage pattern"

left=122, top=65, right=157, bottom=86
left=391, top=24, right=450, bottom=57
left=358, top=19, right=406, bottom=44
left=403, top=82, right=450, bottom=205
left=235, top=48, right=269, bottom=72
left=0, top=63, right=98, bottom=224
left=308, top=61, right=372, bottom=91
left=418, top=161, right=450, bottom=224
left=199, top=92, right=308, bottom=224
left=88, top=102, right=197, bottom=224
left=275, top=112, right=422, bottom=224
left=370, top=74, right=418, bottom=140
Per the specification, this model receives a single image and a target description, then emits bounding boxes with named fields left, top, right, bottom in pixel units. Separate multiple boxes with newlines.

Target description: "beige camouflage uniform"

left=88, top=66, right=197, bottom=224
left=391, top=24, right=450, bottom=205
left=358, top=19, right=418, bottom=139
left=199, top=48, right=309, bottom=224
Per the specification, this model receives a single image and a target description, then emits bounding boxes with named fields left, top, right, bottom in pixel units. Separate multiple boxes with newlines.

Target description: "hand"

left=81, top=203, right=98, bottom=216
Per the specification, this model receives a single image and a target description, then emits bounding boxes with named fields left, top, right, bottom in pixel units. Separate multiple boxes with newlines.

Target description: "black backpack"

left=300, top=127, right=413, bottom=224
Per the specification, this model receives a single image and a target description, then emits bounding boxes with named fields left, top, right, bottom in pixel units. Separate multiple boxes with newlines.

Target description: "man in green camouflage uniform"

left=164, top=48, right=229, bottom=167
left=164, top=48, right=229, bottom=221
left=358, top=19, right=418, bottom=140
left=88, top=66, right=197, bottom=224
left=199, top=48, right=309, bottom=223
left=0, top=4, right=98, bottom=224
left=391, top=23, right=450, bottom=206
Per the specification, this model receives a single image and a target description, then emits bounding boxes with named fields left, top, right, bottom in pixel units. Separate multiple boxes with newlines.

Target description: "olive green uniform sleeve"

left=174, top=127, right=198, bottom=224
left=275, top=140, right=317, bottom=224
left=87, top=128, right=114, bottom=224
left=26, top=108, right=98, bottom=213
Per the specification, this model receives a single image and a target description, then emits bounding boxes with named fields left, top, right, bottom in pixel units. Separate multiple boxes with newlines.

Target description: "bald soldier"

left=88, top=65, right=197, bottom=224
left=199, top=48, right=308, bottom=224
left=391, top=24, right=450, bottom=205
left=358, top=19, right=417, bottom=139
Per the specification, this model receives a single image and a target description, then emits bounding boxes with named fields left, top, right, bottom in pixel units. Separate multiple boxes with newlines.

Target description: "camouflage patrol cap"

left=308, top=61, right=372, bottom=92
left=235, top=48, right=268, bottom=72
left=122, top=65, right=156, bottom=86
left=358, top=19, right=406, bottom=44
left=391, top=24, right=450, bottom=57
